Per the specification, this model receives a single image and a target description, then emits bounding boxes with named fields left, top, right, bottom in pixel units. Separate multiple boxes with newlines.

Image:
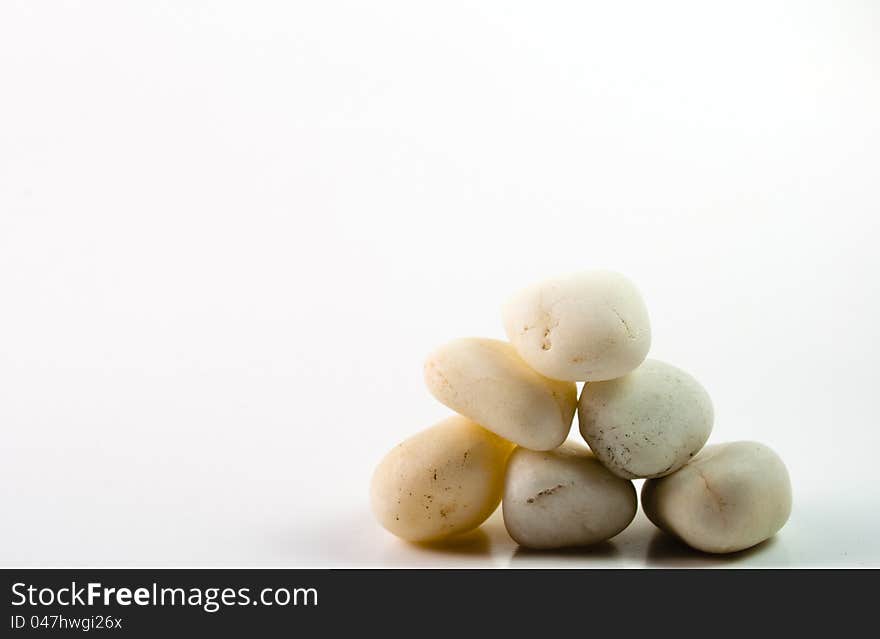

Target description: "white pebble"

left=502, top=270, right=651, bottom=381
left=641, top=441, right=792, bottom=553
left=370, top=415, right=514, bottom=542
left=502, top=443, right=637, bottom=549
left=424, top=338, right=577, bottom=450
left=578, top=359, right=713, bottom=478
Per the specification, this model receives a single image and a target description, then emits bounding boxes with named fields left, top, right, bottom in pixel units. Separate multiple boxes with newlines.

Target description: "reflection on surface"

left=294, top=507, right=796, bottom=567
left=511, top=540, right=620, bottom=563
left=414, top=529, right=491, bottom=556
left=646, top=530, right=779, bottom=567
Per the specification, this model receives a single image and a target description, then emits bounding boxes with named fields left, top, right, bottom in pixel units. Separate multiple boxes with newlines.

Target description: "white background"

left=1, top=1, right=878, bottom=567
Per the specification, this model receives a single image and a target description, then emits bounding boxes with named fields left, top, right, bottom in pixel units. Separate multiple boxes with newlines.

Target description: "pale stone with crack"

left=424, top=338, right=577, bottom=450
left=502, top=442, right=637, bottom=549
left=641, top=441, right=792, bottom=553
left=578, top=359, right=713, bottom=479
left=502, top=270, right=651, bottom=381
left=370, top=415, right=514, bottom=542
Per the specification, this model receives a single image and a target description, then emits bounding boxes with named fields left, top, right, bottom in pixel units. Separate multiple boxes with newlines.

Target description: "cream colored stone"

left=578, top=359, right=713, bottom=479
left=502, top=270, right=651, bottom=381
left=424, top=338, right=577, bottom=451
left=370, top=415, right=514, bottom=542
left=502, top=443, right=637, bottom=549
left=642, top=441, right=792, bottom=553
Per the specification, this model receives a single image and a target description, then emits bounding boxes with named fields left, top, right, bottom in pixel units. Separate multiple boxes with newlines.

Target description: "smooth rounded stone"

left=502, top=270, right=651, bottom=382
left=370, top=415, right=514, bottom=542
left=578, top=359, right=713, bottom=479
left=424, top=338, right=577, bottom=451
left=641, top=441, right=792, bottom=554
left=502, top=443, right=637, bottom=549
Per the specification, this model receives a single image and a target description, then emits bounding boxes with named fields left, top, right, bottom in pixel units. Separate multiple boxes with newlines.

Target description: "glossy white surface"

left=1, top=1, right=878, bottom=567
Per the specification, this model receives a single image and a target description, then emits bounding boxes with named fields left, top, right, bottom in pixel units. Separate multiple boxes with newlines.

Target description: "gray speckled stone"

left=578, top=359, right=713, bottom=478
